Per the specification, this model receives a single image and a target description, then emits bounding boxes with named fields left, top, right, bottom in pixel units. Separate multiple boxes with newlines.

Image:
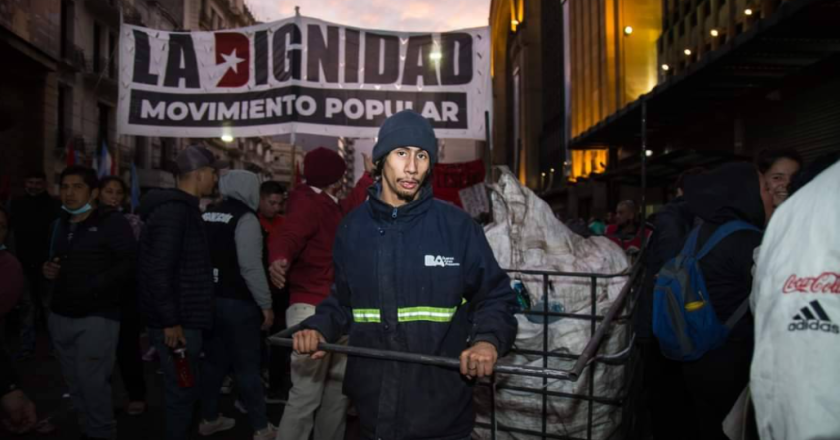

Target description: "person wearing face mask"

left=98, top=177, right=148, bottom=416
left=137, top=145, right=220, bottom=440
left=43, top=166, right=136, bottom=440
left=755, top=148, right=802, bottom=209
left=8, top=170, right=60, bottom=360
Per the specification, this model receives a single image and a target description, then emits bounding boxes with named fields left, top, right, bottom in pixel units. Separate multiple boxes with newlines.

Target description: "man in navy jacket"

left=294, top=110, right=518, bottom=440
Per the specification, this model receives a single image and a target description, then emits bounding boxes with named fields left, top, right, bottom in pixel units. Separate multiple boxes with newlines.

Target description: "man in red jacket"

left=269, top=147, right=373, bottom=440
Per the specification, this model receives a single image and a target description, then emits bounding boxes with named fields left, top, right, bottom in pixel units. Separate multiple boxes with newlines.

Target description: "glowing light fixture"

left=550, top=168, right=555, bottom=173
left=684, top=48, right=692, bottom=56
left=661, top=64, right=670, bottom=71
left=623, top=26, right=633, bottom=36
left=710, top=29, right=720, bottom=37
left=645, top=150, right=653, bottom=157
left=744, top=8, right=753, bottom=16
left=429, top=52, right=443, bottom=61
left=221, top=134, right=234, bottom=143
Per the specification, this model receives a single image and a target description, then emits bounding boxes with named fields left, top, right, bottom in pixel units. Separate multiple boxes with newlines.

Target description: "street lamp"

left=684, top=48, right=692, bottom=56
left=710, top=29, right=720, bottom=37
left=645, top=150, right=653, bottom=157
left=661, top=64, right=670, bottom=71
left=744, top=8, right=754, bottom=16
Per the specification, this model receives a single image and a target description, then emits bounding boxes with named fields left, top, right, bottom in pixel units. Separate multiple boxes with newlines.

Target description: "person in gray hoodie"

left=200, top=170, right=276, bottom=440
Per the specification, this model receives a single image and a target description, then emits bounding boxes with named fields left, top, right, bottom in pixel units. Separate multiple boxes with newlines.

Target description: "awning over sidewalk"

left=571, top=0, right=840, bottom=148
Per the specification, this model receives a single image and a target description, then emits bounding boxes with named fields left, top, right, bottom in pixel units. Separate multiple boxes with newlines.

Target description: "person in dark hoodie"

left=679, top=162, right=774, bottom=440
left=43, top=166, right=136, bottom=440
left=200, top=170, right=276, bottom=440
left=635, top=167, right=704, bottom=440
left=292, top=110, right=519, bottom=440
left=137, top=145, right=218, bottom=440
left=9, top=170, right=60, bottom=360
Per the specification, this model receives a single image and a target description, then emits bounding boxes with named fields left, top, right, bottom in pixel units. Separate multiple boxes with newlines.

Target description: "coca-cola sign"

left=783, top=273, right=840, bottom=294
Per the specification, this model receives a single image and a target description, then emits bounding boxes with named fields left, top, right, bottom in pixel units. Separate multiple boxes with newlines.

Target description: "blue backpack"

left=652, top=220, right=761, bottom=361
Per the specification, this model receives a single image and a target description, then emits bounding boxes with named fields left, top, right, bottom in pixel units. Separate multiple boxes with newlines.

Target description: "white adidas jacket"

left=751, top=161, right=840, bottom=440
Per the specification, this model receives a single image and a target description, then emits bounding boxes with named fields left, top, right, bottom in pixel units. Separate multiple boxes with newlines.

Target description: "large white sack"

left=474, top=169, right=631, bottom=440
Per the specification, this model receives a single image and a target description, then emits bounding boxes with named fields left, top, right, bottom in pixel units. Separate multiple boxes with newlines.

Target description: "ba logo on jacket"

left=788, top=300, right=839, bottom=334
left=424, top=255, right=460, bottom=267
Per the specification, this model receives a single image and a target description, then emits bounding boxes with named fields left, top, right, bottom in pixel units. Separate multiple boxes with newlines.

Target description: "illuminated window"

left=568, top=149, right=609, bottom=183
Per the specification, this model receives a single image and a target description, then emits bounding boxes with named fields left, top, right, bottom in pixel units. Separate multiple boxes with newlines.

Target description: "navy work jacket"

left=304, top=183, right=518, bottom=440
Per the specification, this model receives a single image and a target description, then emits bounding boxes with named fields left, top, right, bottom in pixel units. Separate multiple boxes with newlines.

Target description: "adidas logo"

left=788, top=300, right=840, bottom=334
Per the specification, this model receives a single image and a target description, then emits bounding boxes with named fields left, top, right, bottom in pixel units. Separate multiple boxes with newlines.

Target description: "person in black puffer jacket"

left=137, top=145, right=219, bottom=440
left=44, top=166, right=136, bottom=440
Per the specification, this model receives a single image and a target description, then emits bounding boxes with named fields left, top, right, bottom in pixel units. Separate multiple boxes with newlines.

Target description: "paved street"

left=4, top=327, right=360, bottom=440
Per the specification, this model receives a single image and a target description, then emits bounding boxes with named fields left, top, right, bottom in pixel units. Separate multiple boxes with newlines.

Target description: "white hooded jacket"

left=750, top=161, right=840, bottom=440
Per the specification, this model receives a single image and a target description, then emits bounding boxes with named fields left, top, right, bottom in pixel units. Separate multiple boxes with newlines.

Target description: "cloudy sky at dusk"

left=247, top=0, right=491, bottom=32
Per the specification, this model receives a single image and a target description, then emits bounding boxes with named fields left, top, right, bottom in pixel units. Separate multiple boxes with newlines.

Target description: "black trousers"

left=682, top=339, right=753, bottom=440
left=638, top=340, right=698, bottom=440
left=116, top=302, right=146, bottom=402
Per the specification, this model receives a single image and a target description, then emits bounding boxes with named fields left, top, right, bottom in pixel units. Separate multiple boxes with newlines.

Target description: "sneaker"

left=253, top=424, right=277, bottom=440
left=220, top=376, right=233, bottom=395
left=198, top=415, right=236, bottom=436
left=126, top=401, right=147, bottom=416
left=142, top=347, right=158, bottom=362
left=234, top=399, right=248, bottom=414
left=265, top=390, right=287, bottom=405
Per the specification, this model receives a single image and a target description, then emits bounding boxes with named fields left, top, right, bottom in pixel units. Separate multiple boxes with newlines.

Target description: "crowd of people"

left=0, top=110, right=519, bottom=440
left=0, top=109, right=838, bottom=440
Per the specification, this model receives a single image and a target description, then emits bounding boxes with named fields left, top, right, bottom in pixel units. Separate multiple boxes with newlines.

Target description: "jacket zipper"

left=391, top=208, right=398, bottom=219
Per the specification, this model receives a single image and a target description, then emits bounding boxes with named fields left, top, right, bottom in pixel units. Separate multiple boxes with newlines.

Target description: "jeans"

left=49, top=313, right=119, bottom=439
left=277, top=303, right=349, bottom=440
left=149, top=327, right=203, bottom=440
left=200, top=298, right=268, bottom=431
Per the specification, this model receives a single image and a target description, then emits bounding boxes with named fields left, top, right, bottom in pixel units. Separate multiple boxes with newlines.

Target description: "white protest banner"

left=118, top=16, right=490, bottom=139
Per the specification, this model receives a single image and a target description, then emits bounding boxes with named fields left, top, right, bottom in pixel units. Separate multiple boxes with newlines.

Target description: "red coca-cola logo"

left=783, top=273, right=840, bottom=294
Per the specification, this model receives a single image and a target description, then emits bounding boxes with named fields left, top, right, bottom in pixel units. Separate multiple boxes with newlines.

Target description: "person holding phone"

left=43, top=166, right=136, bottom=440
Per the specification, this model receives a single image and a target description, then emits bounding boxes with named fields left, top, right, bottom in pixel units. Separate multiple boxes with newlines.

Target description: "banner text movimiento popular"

left=118, top=17, right=490, bottom=139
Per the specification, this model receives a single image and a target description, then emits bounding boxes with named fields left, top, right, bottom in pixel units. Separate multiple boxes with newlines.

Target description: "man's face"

left=381, top=147, right=431, bottom=205
left=60, top=175, right=97, bottom=211
left=0, top=211, right=8, bottom=244
left=24, top=178, right=46, bottom=196
left=196, top=167, right=218, bottom=197
left=762, top=158, right=800, bottom=207
left=259, top=193, right=284, bottom=219
left=615, top=203, right=635, bottom=227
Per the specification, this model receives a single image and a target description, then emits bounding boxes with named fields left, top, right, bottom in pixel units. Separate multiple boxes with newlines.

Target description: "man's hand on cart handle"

left=293, top=329, right=327, bottom=360
left=460, top=342, right=498, bottom=379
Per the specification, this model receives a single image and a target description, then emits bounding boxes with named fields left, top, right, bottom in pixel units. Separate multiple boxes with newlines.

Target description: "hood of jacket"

left=683, top=162, right=766, bottom=228
left=137, top=188, right=200, bottom=221
left=219, top=170, right=259, bottom=211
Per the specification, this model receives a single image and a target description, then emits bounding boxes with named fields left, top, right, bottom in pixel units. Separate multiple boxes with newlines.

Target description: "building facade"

left=567, top=0, right=840, bottom=220
left=0, top=0, right=62, bottom=193
left=489, top=0, right=565, bottom=192
left=0, top=0, right=291, bottom=198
